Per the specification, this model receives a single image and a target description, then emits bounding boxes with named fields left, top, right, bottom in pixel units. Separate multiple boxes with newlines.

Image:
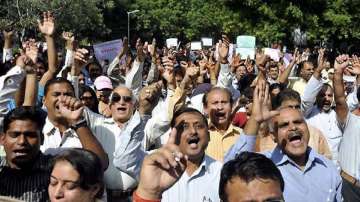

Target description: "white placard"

left=201, top=38, right=213, bottom=47
left=264, top=48, right=281, bottom=62
left=191, top=42, right=202, bottom=50
left=93, top=39, right=123, bottom=63
left=235, top=48, right=255, bottom=60
left=236, top=35, right=256, bottom=48
left=166, top=38, right=178, bottom=48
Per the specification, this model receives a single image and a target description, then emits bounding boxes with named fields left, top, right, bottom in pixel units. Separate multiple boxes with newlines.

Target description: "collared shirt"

left=161, top=155, right=222, bottom=202
left=289, top=77, right=307, bottom=96
left=337, top=112, right=360, bottom=181
left=0, top=153, right=52, bottom=202
left=41, top=109, right=148, bottom=190
left=41, top=118, right=81, bottom=155
left=256, top=125, right=332, bottom=160
left=206, top=123, right=242, bottom=161
left=84, top=110, right=146, bottom=190
left=107, top=58, right=143, bottom=97
left=302, top=76, right=343, bottom=164
left=264, top=147, right=342, bottom=202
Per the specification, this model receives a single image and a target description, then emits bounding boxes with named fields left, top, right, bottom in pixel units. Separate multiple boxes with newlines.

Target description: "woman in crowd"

left=79, top=84, right=99, bottom=114
left=48, top=149, right=104, bottom=202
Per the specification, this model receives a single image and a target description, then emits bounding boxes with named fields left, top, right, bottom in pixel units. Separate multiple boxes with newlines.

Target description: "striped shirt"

left=0, top=153, right=52, bottom=202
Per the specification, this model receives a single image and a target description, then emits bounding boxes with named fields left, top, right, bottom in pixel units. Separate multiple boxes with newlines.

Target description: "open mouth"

left=187, top=137, right=200, bottom=148
left=116, top=106, right=127, bottom=112
left=214, top=111, right=226, bottom=120
left=13, top=149, right=30, bottom=157
left=288, top=132, right=303, bottom=145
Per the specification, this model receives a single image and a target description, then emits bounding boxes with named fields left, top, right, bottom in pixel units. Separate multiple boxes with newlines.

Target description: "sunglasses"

left=110, top=92, right=133, bottom=103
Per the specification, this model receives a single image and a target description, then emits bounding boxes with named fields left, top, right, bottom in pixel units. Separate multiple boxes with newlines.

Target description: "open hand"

left=38, top=11, right=55, bottom=36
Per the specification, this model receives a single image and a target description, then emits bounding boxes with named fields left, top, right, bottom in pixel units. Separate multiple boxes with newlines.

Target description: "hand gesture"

left=334, top=54, right=349, bottom=72
left=24, top=40, right=39, bottom=64
left=139, top=81, right=162, bottom=115
left=252, top=81, right=279, bottom=123
left=136, top=38, right=145, bottom=62
left=148, top=38, right=157, bottom=58
left=73, top=48, right=89, bottom=75
left=62, top=31, right=74, bottom=41
left=58, top=96, right=84, bottom=124
left=347, top=55, right=360, bottom=75
left=16, top=55, right=32, bottom=69
left=62, top=31, right=75, bottom=50
left=117, top=37, right=129, bottom=59
left=136, top=128, right=187, bottom=200
left=231, top=53, right=241, bottom=73
left=255, top=51, right=270, bottom=72
left=38, top=11, right=55, bottom=36
left=218, top=35, right=230, bottom=63
left=161, top=57, right=176, bottom=87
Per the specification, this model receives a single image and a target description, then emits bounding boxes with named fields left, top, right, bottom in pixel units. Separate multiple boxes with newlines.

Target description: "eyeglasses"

left=110, top=92, right=133, bottom=103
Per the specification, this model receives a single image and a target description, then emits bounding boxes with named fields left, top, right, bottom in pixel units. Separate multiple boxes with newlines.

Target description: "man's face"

left=235, top=66, right=247, bottom=81
left=320, top=87, right=333, bottom=112
left=268, top=66, right=279, bottom=80
left=174, top=112, right=209, bottom=161
left=280, top=99, right=301, bottom=110
left=1, top=120, right=41, bottom=169
left=225, top=177, right=283, bottom=202
left=110, top=87, right=135, bottom=124
left=273, top=108, right=309, bottom=161
left=43, top=82, right=75, bottom=120
left=300, top=62, right=314, bottom=81
left=35, top=62, right=47, bottom=81
left=205, top=89, right=232, bottom=130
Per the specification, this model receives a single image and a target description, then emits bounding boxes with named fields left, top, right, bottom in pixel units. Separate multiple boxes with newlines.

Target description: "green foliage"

left=0, top=0, right=108, bottom=41
left=128, top=0, right=360, bottom=46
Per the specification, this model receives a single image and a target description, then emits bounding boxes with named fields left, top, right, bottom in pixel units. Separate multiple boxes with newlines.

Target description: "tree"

left=0, top=0, right=108, bottom=42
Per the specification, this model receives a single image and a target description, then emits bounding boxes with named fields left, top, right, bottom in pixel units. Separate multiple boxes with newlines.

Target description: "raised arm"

left=38, top=11, right=58, bottom=86
left=278, top=48, right=299, bottom=84
left=333, top=55, right=350, bottom=125
left=225, top=80, right=279, bottom=162
left=125, top=38, right=145, bottom=97
left=146, top=38, right=160, bottom=85
left=2, top=30, right=13, bottom=63
left=23, top=41, right=40, bottom=106
left=58, top=96, right=109, bottom=170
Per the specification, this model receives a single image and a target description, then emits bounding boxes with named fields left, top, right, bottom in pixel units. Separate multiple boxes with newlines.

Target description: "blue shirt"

left=265, top=147, right=342, bottom=202
left=225, top=137, right=342, bottom=202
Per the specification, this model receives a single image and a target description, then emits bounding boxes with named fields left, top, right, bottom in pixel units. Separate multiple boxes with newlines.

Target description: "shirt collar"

left=190, top=155, right=213, bottom=178
left=271, top=146, right=327, bottom=171
left=209, top=122, right=240, bottom=137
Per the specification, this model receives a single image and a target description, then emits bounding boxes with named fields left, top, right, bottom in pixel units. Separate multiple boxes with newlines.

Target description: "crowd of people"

left=0, top=11, right=359, bottom=202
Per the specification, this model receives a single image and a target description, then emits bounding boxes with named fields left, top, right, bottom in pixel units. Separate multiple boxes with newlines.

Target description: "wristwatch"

left=70, top=118, right=87, bottom=130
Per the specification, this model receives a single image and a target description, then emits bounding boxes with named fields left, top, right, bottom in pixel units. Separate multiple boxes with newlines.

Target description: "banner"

left=93, top=39, right=123, bottom=64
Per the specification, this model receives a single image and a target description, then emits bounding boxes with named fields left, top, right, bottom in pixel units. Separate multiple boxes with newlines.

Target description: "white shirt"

left=41, top=109, right=148, bottom=190
left=337, top=112, right=360, bottom=181
left=302, top=76, right=343, bottom=164
left=161, top=155, right=222, bottom=202
left=85, top=110, right=146, bottom=190
left=41, top=118, right=82, bottom=155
